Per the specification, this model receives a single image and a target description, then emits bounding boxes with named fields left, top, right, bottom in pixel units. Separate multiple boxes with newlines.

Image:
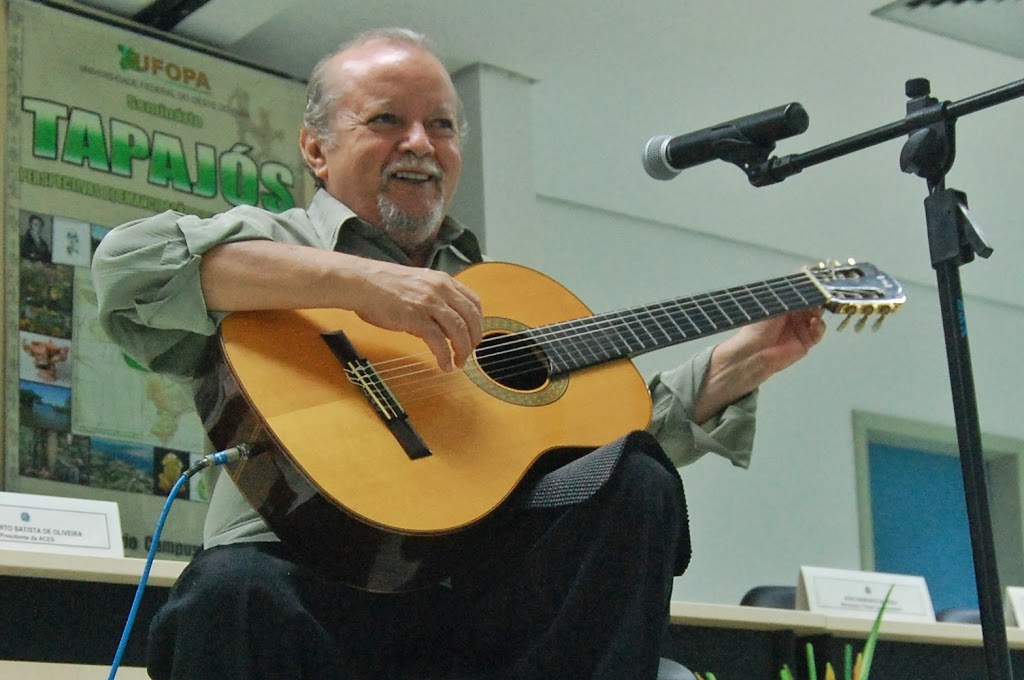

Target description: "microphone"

left=642, top=102, right=809, bottom=180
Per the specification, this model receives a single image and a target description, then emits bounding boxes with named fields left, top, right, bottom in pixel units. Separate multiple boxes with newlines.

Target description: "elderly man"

left=93, top=28, right=823, bottom=680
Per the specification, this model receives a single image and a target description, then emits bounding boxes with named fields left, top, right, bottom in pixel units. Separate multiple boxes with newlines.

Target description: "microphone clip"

left=712, top=134, right=779, bottom=185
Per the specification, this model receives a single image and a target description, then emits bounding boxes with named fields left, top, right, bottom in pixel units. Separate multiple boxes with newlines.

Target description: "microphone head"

left=642, top=134, right=682, bottom=181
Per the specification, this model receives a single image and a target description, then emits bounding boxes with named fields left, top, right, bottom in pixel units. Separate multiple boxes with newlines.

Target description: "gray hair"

left=303, top=28, right=467, bottom=151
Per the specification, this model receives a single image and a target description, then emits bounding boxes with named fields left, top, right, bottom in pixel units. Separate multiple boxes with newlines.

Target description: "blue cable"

left=106, top=445, right=249, bottom=680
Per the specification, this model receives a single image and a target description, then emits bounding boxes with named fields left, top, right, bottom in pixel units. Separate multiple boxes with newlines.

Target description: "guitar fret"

left=734, top=284, right=770, bottom=318
left=719, top=289, right=752, bottom=323
left=704, top=293, right=731, bottom=327
left=750, top=282, right=788, bottom=315
left=603, top=313, right=639, bottom=355
left=782, top=278, right=815, bottom=307
left=764, top=281, right=791, bottom=312
left=609, top=318, right=634, bottom=355
left=572, top=319, right=604, bottom=365
left=694, top=295, right=720, bottom=331
left=631, top=312, right=661, bottom=348
left=656, top=302, right=687, bottom=344
left=538, top=325, right=573, bottom=374
left=660, top=302, right=691, bottom=341
left=593, top=315, right=631, bottom=359
left=672, top=303, right=704, bottom=338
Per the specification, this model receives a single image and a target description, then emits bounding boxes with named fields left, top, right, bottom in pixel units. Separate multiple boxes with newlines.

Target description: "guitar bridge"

left=321, top=330, right=431, bottom=460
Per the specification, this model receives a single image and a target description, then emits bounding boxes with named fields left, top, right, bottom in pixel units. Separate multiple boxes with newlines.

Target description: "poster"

left=3, top=0, right=309, bottom=559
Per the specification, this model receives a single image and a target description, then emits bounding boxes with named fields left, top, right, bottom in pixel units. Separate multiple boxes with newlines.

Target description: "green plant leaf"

left=858, top=585, right=894, bottom=680
left=780, top=663, right=795, bottom=680
left=806, top=642, right=818, bottom=680
left=844, top=643, right=853, bottom=680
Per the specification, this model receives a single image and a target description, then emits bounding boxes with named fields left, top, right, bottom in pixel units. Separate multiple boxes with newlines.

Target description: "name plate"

left=797, top=566, right=935, bottom=622
left=1005, top=586, right=1024, bottom=626
left=0, top=491, right=123, bottom=558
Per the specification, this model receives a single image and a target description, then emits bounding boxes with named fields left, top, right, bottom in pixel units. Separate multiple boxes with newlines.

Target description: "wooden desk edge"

left=670, top=601, right=1024, bottom=648
left=0, top=660, right=149, bottom=679
left=0, top=549, right=186, bottom=587
left=670, top=601, right=827, bottom=633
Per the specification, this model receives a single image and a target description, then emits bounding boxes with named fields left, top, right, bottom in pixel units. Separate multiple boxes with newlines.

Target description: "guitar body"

left=196, top=261, right=652, bottom=592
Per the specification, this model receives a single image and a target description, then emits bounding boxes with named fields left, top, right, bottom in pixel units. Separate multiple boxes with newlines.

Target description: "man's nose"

left=399, top=121, right=435, bottom=156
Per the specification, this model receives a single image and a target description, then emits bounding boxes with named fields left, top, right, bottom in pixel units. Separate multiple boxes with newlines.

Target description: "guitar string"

left=366, top=275, right=828, bottom=406
left=370, top=278, right=882, bottom=413
left=370, top=273, right=822, bottom=399
left=369, top=271, right=815, bottom=380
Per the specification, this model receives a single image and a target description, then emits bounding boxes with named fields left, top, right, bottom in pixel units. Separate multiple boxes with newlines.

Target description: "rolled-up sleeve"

left=646, top=345, right=759, bottom=469
left=91, top=208, right=282, bottom=376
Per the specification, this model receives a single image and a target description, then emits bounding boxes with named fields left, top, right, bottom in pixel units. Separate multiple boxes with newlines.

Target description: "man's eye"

left=434, top=118, right=456, bottom=133
left=369, top=113, right=399, bottom=125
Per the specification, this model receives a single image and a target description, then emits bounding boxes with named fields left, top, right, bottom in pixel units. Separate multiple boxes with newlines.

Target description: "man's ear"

left=299, top=128, right=328, bottom=181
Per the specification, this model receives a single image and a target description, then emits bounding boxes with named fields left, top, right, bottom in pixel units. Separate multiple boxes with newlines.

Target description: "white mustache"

left=381, top=155, right=443, bottom=183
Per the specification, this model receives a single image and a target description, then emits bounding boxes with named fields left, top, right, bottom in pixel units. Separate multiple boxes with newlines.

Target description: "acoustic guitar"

left=195, top=259, right=905, bottom=592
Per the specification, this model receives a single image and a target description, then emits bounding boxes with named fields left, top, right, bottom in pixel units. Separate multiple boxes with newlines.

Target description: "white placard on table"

left=1004, top=586, right=1024, bottom=626
left=0, top=491, right=123, bottom=558
left=796, top=565, right=935, bottom=622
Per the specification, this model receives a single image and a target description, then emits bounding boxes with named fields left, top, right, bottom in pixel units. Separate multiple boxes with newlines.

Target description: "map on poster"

left=3, top=0, right=308, bottom=559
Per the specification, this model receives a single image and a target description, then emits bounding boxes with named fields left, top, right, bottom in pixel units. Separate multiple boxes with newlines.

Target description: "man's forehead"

left=333, top=45, right=457, bottom=109
left=335, top=41, right=449, bottom=83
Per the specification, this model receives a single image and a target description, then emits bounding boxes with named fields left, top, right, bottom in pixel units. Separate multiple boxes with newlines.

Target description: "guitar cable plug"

left=185, top=442, right=252, bottom=477
left=106, top=441, right=251, bottom=680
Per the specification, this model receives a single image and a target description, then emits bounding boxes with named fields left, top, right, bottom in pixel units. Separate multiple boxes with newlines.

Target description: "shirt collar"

left=306, top=187, right=476, bottom=266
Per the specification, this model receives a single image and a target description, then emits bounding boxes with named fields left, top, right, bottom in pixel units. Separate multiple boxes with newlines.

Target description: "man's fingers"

left=430, top=305, right=476, bottom=370
left=420, top=324, right=455, bottom=373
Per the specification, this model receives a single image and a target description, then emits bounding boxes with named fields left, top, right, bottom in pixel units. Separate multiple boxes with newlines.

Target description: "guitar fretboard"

left=528, top=272, right=825, bottom=375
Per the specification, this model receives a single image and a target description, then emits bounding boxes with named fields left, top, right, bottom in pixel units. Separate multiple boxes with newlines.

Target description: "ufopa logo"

left=117, top=44, right=212, bottom=91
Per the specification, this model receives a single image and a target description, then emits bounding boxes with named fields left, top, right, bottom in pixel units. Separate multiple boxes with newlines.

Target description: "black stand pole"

left=905, top=78, right=1009, bottom=680
left=736, top=77, right=1024, bottom=680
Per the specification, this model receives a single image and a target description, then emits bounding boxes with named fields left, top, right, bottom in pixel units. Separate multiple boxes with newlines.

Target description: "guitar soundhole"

left=474, top=331, right=550, bottom=392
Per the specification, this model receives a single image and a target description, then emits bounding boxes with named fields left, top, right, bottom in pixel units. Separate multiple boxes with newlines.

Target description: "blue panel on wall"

left=869, top=442, right=979, bottom=612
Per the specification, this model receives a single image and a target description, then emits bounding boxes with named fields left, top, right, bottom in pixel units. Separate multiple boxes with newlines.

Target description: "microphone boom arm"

left=747, top=76, right=1024, bottom=187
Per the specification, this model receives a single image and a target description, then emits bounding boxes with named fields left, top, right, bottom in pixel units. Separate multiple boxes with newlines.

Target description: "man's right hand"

left=348, top=260, right=482, bottom=372
left=199, top=240, right=483, bottom=372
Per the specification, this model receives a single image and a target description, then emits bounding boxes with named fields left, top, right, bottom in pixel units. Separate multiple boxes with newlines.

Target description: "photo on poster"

left=51, top=216, right=93, bottom=267
left=87, top=436, right=155, bottom=495
left=19, top=331, right=73, bottom=387
left=18, top=425, right=91, bottom=485
left=154, top=447, right=191, bottom=499
left=19, top=210, right=53, bottom=263
left=19, top=380, right=72, bottom=432
left=19, top=260, right=74, bottom=339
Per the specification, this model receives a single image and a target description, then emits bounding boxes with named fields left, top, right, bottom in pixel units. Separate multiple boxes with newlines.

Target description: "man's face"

left=302, top=42, right=463, bottom=255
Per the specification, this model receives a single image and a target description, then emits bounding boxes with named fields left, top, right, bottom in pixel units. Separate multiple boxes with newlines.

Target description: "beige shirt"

left=92, top=189, right=758, bottom=548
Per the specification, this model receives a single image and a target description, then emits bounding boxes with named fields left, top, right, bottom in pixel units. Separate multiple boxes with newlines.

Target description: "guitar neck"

left=529, top=271, right=826, bottom=375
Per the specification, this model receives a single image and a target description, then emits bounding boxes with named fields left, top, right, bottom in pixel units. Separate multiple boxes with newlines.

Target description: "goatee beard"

left=376, top=194, right=445, bottom=252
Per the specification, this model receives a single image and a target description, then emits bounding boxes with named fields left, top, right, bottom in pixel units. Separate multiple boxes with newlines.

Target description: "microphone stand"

left=734, top=76, right=1024, bottom=680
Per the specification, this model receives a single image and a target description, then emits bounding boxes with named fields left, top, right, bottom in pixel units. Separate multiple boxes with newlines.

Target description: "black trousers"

left=147, top=440, right=689, bottom=680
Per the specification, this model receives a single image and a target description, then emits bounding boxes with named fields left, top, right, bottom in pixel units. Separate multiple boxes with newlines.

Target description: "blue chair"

left=740, top=585, right=797, bottom=609
left=936, top=607, right=981, bottom=624
left=658, top=656, right=698, bottom=680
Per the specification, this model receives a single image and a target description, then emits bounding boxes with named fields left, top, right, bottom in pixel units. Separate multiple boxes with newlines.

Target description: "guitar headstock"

left=807, top=259, right=906, bottom=331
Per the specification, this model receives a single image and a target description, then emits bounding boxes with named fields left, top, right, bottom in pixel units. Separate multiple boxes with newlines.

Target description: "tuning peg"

left=854, top=309, right=873, bottom=332
left=872, top=308, right=889, bottom=331
left=847, top=258, right=857, bottom=266
left=837, top=311, right=856, bottom=331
